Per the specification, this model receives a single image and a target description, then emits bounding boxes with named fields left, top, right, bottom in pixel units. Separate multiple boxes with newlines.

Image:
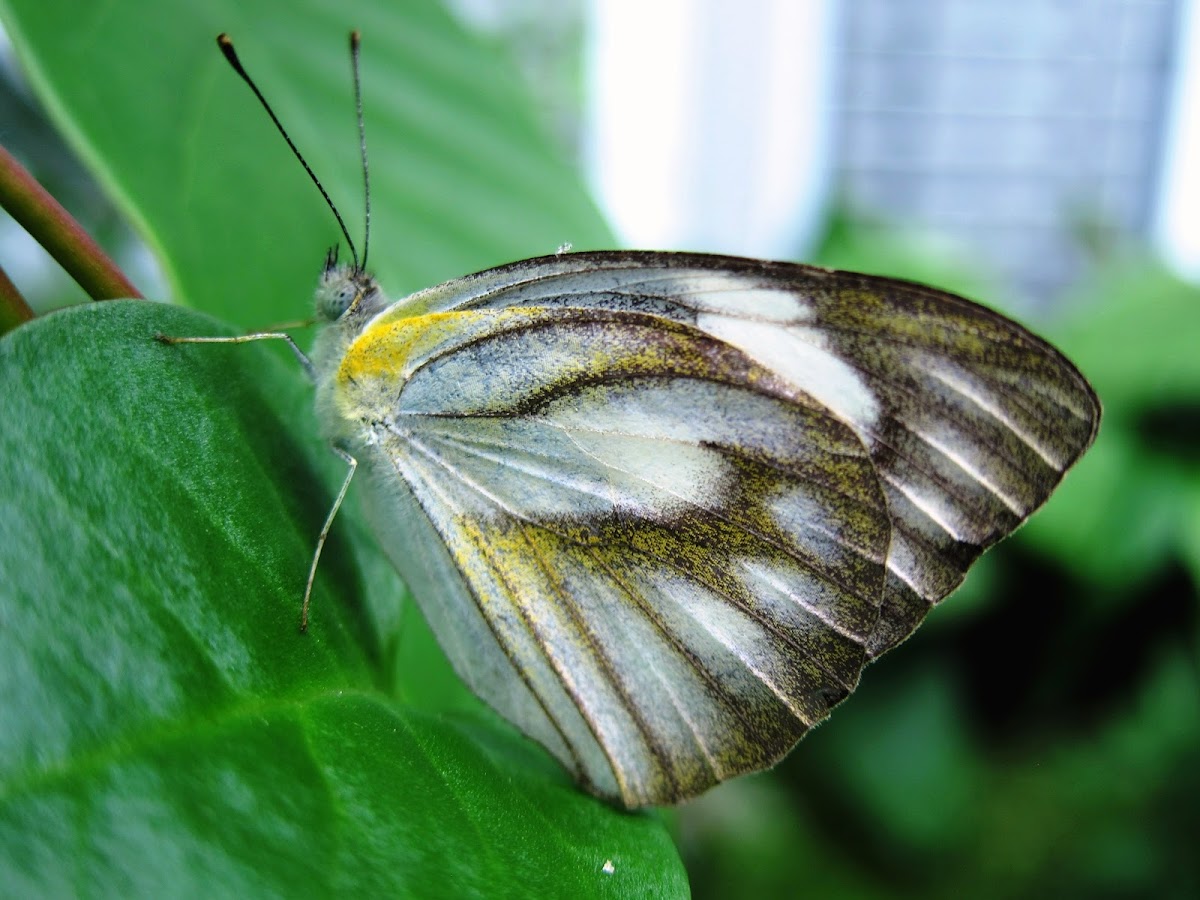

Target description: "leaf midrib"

left=0, top=685, right=400, bottom=803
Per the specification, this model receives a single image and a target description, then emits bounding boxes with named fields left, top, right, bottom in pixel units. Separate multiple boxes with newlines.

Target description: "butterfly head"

left=315, top=246, right=386, bottom=323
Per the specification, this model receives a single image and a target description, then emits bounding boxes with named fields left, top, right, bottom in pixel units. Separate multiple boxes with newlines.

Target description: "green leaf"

left=0, top=0, right=612, bottom=326
left=0, top=301, right=685, bottom=896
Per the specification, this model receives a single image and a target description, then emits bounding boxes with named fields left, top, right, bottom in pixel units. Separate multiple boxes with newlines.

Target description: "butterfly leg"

left=300, top=445, right=357, bottom=633
left=154, top=330, right=316, bottom=381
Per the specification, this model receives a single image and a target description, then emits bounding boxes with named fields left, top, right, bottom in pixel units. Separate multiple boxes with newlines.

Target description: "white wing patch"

left=649, top=277, right=811, bottom=320
left=925, top=365, right=1063, bottom=470
left=768, top=482, right=884, bottom=563
left=911, top=426, right=1027, bottom=516
left=554, top=427, right=734, bottom=516
left=737, top=558, right=863, bottom=645
left=648, top=571, right=814, bottom=723
left=882, top=471, right=967, bottom=542
left=399, top=418, right=733, bottom=522
left=695, top=314, right=882, bottom=431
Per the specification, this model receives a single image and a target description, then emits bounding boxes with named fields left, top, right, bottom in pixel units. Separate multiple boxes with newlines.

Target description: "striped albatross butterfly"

left=165, top=33, right=1100, bottom=808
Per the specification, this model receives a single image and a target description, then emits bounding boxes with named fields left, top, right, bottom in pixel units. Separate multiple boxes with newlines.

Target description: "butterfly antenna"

left=350, top=30, right=371, bottom=272
left=216, top=33, right=360, bottom=272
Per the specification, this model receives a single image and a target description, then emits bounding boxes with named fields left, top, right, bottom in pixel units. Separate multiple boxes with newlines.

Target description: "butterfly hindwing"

left=335, top=302, right=893, bottom=806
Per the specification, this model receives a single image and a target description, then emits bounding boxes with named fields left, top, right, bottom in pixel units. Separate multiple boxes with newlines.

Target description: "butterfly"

left=164, top=33, right=1101, bottom=808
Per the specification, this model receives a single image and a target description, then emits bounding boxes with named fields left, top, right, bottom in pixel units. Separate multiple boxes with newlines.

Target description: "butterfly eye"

left=331, top=286, right=356, bottom=318
left=314, top=272, right=358, bottom=321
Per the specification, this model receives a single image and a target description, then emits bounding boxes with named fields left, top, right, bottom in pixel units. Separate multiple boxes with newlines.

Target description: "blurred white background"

left=459, top=0, right=1197, bottom=307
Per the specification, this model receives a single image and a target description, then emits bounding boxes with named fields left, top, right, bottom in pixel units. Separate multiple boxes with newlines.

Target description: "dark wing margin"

left=806, top=270, right=1100, bottom=655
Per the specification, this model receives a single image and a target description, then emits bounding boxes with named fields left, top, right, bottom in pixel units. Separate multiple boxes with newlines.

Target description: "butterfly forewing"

left=332, top=300, right=893, bottom=806
left=392, top=251, right=1101, bottom=658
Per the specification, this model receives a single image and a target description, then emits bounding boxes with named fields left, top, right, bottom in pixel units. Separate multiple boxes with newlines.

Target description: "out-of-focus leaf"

left=1025, top=255, right=1200, bottom=586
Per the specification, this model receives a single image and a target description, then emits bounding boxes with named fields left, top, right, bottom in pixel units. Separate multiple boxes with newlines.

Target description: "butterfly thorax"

left=311, top=262, right=494, bottom=441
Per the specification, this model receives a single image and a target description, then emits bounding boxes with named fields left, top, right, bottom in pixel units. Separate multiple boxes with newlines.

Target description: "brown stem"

left=0, top=143, right=142, bottom=302
left=0, top=262, right=35, bottom=334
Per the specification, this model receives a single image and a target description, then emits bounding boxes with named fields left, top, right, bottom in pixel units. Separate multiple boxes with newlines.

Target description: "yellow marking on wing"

left=338, top=311, right=480, bottom=383
left=333, top=307, right=556, bottom=421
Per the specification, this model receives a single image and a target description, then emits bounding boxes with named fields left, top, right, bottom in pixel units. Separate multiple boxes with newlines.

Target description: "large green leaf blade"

left=0, top=300, right=685, bottom=896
